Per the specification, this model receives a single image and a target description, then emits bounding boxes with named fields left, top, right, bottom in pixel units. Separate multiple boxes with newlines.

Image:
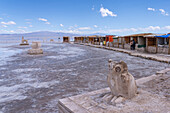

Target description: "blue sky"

left=0, top=0, right=170, bottom=35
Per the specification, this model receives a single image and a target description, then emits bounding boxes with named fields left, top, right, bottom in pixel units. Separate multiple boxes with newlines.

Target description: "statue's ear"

left=108, top=59, right=112, bottom=63
left=108, top=59, right=112, bottom=69
left=120, top=61, right=128, bottom=70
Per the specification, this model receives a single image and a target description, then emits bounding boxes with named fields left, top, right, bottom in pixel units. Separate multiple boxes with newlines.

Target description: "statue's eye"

left=115, top=66, right=121, bottom=72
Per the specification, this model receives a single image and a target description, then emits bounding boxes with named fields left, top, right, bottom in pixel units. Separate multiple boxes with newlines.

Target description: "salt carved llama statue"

left=107, top=59, right=137, bottom=99
left=20, top=36, right=29, bottom=45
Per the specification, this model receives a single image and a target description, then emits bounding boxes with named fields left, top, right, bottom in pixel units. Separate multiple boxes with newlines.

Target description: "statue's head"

left=108, top=59, right=128, bottom=74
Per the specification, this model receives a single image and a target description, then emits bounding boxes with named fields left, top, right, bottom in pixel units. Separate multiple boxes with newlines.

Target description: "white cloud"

left=10, top=30, right=14, bottom=33
left=38, top=18, right=48, bottom=22
left=68, top=26, right=73, bottom=30
left=147, top=8, right=169, bottom=16
left=26, top=22, right=31, bottom=24
left=68, top=25, right=79, bottom=30
left=159, top=9, right=169, bottom=16
left=18, top=26, right=27, bottom=29
left=45, top=22, right=50, bottom=24
left=162, top=26, right=170, bottom=30
left=1, top=21, right=16, bottom=25
left=92, top=6, right=94, bottom=10
left=16, top=29, right=26, bottom=33
left=74, top=24, right=78, bottom=27
left=165, top=13, right=169, bottom=16
left=159, top=9, right=165, bottom=13
left=38, top=18, right=51, bottom=24
left=93, top=25, right=167, bottom=34
left=100, top=7, right=117, bottom=17
left=54, top=29, right=83, bottom=34
left=78, top=27, right=91, bottom=30
left=1, top=25, right=7, bottom=28
left=60, top=24, right=64, bottom=27
left=139, top=26, right=160, bottom=31
left=0, top=29, right=27, bottom=34
left=106, top=28, right=138, bottom=33
left=54, top=25, right=169, bottom=34
left=147, top=8, right=155, bottom=11
left=94, top=25, right=98, bottom=28
left=29, top=25, right=33, bottom=27
left=25, top=19, right=32, bottom=21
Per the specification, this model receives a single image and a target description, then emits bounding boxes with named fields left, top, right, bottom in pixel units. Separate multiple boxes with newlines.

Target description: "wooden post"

left=168, top=38, right=170, bottom=54
left=93, top=38, right=94, bottom=45
left=109, top=37, right=110, bottom=47
left=118, top=37, right=119, bottom=48
left=156, top=37, right=158, bottom=53
left=121, top=37, right=123, bottom=49
left=146, top=37, right=148, bottom=52
left=123, top=38, right=125, bottom=49
left=99, top=37, right=100, bottom=45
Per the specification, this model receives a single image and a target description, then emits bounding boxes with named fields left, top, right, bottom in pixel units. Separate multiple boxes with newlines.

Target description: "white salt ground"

left=12, top=68, right=41, bottom=73
left=0, top=80, right=60, bottom=103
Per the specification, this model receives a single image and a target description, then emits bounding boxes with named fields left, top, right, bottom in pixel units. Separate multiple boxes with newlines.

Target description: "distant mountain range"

left=0, top=31, right=108, bottom=41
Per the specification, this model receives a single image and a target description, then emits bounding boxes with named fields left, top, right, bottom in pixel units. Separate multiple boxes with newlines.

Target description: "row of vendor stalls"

left=74, top=33, right=170, bottom=54
left=74, top=35, right=117, bottom=46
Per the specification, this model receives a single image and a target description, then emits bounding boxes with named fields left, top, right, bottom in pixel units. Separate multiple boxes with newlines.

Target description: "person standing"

left=130, top=40, right=133, bottom=50
left=132, top=39, right=136, bottom=50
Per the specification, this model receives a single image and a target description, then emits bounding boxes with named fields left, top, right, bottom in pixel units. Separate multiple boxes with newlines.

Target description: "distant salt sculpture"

left=28, top=42, right=43, bottom=54
left=20, top=36, right=29, bottom=45
left=104, top=59, right=137, bottom=104
left=50, top=39, right=54, bottom=42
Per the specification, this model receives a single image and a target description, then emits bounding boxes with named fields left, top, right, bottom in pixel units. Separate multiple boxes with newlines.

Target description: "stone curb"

left=76, top=43, right=170, bottom=64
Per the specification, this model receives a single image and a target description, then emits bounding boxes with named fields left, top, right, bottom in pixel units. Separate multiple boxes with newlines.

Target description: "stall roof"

left=88, top=35, right=104, bottom=38
left=74, top=36, right=87, bottom=37
left=155, top=34, right=170, bottom=38
left=124, top=33, right=154, bottom=37
left=143, top=34, right=165, bottom=38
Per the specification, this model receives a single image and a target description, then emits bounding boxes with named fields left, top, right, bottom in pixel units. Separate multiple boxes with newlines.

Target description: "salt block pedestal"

left=28, top=42, right=43, bottom=55
left=28, top=49, right=43, bottom=54
left=58, top=87, right=170, bottom=113
left=20, top=43, right=29, bottom=45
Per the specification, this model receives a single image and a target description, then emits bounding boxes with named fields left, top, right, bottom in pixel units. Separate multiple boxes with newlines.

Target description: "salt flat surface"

left=0, top=43, right=23, bottom=66
left=0, top=43, right=169, bottom=113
